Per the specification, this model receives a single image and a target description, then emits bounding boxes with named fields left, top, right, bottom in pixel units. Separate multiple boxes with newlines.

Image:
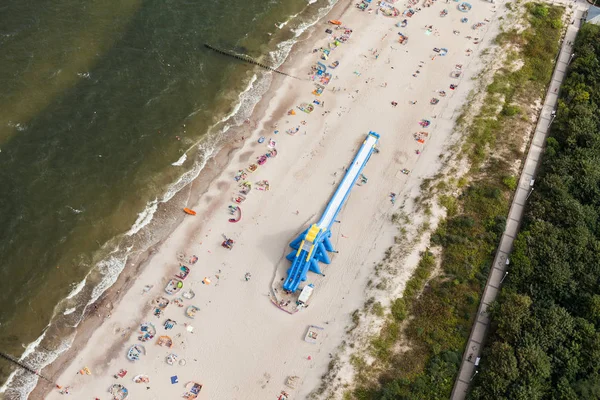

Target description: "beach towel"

left=171, top=375, right=179, bottom=384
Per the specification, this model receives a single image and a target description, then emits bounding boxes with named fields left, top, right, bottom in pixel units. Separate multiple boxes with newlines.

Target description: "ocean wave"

left=20, top=329, right=48, bottom=360
left=292, top=0, right=337, bottom=39
left=222, top=74, right=258, bottom=124
left=63, top=307, right=76, bottom=315
left=90, top=255, right=129, bottom=304
left=126, top=199, right=158, bottom=236
left=0, top=333, right=75, bottom=398
left=162, top=143, right=216, bottom=203
left=276, top=11, right=301, bottom=30
left=171, top=153, right=187, bottom=166
left=66, top=278, right=86, bottom=300
left=0, top=328, right=48, bottom=395
left=270, top=0, right=337, bottom=68
left=0, top=371, right=17, bottom=396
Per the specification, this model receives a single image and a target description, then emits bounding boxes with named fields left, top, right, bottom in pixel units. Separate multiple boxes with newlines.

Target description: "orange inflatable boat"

left=183, top=208, right=196, bottom=216
left=328, top=20, right=342, bottom=25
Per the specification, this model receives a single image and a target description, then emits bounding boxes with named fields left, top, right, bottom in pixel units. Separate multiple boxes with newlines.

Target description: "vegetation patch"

left=470, top=23, right=600, bottom=399
left=342, top=4, right=565, bottom=400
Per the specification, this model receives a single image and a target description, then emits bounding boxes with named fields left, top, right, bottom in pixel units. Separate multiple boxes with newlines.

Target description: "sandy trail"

left=44, top=0, right=502, bottom=399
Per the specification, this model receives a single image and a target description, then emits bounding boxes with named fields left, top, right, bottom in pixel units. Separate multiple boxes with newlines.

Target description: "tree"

left=493, top=293, right=532, bottom=344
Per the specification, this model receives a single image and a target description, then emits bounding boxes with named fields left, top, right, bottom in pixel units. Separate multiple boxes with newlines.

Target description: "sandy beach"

left=33, top=0, right=504, bottom=398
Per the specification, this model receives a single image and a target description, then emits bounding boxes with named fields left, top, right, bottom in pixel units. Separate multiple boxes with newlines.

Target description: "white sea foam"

left=291, top=2, right=335, bottom=40
left=276, top=11, right=301, bottom=30
left=223, top=74, right=258, bottom=124
left=126, top=199, right=158, bottom=236
left=20, top=328, right=47, bottom=360
left=63, top=307, right=76, bottom=315
left=269, top=1, right=336, bottom=68
left=90, top=255, right=129, bottom=304
left=172, top=153, right=187, bottom=166
left=66, top=206, right=84, bottom=214
left=1, top=328, right=48, bottom=393
left=66, top=278, right=86, bottom=299
left=162, top=144, right=216, bottom=203
left=0, top=370, right=17, bottom=395
left=1, top=333, right=76, bottom=398
left=7, top=121, right=28, bottom=132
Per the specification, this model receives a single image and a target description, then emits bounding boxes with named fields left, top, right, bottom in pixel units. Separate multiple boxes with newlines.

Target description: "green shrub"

left=530, top=4, right=548, bottom=18
left=502, top=175, right=517, bottom=190
left=372, top=301, right=385, bottom=317
left=502, top=104, right=521, bottom=116
left=391, top=298, right=408, bottom=322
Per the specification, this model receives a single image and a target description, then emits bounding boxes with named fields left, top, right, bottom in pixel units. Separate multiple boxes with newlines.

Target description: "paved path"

left=449, top=5, right=587, bottom=399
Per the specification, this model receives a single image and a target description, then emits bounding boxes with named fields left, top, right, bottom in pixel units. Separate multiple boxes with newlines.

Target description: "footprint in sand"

left=259, top=372, right=271, bottom=389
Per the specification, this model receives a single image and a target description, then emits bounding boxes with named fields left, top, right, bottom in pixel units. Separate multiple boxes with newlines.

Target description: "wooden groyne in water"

left=204, top=44, right=298, bottom=79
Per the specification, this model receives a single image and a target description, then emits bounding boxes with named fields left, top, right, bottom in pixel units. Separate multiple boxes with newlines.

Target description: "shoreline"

left=30, top=0, right=507, bottom=397
left=27, top=1, right=350, bottom=397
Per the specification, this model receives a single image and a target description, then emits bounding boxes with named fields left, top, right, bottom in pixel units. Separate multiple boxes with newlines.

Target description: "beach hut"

left=183, top=381, right=203, bottom=399
left=133, top=374, right=150, bottom=384
left=157, top=335, right=173, bottom=348
left=228, top=206, right=242, bottom=223
left=245, top=164, right=256, bottom=175
left=127, top=344, right=145, bottom=362
left=458, top=2, right=472, bottom=12
left=138, top=322, right=156, bottom=342
left=153, top=296, right=169, bottom=317
left=304, top=325, right=324, bottom=344
left=109, top=384, right=129, bottom=400
left=173, top=297, right=184, bottom=307
left=285, top=376, right=299, bottom=389
left=165, top=279, right=183, bottom=295
left=164, top=319, right=176, bottom=330
left=186, top=305, right=200, bottom=318
left=175, top=265, right=190, bottom=280
left=166, top=353, right=179, bottom=365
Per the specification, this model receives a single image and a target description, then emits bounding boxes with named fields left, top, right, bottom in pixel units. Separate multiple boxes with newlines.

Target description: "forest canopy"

left=470, top=22, right=600, bottom=400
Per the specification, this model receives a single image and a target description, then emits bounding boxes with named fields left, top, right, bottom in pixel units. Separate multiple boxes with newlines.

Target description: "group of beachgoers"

left=49, top=0, right=497, bottom=396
